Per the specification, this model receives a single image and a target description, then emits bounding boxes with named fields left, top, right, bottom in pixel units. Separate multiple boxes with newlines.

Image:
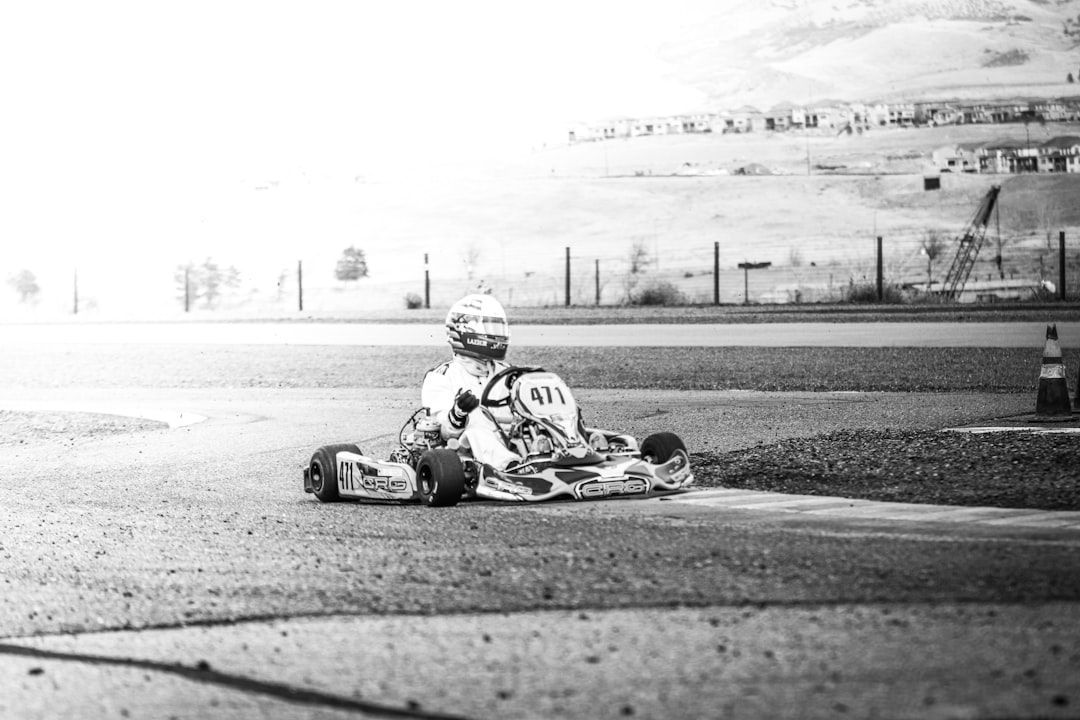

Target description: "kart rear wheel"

left=641, top=432, right=686, bottom=464
left=309, top=443, right=362, bottom=503
left=416, top=449, right=465, bottom=507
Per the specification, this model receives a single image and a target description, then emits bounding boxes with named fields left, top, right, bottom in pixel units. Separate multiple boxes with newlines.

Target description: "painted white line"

left=0, top=403, right=207, bottom=429
left=946, top=426, right=1080, bottom=434
left=725, top=496, right=855, bottom=510
left=978, top=511, right=1080, bottom=528
left=122, top=410, right=208, bottom=429
left=667, top=488, right=1080, bottom=530
left=710, top=493, right=810, bottom=506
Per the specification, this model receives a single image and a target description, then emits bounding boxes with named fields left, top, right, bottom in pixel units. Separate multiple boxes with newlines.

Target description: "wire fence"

left=2, top=229, right=1076, bottom=321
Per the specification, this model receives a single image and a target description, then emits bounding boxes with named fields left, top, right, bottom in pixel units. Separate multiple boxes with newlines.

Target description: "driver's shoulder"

left=425, top=360, right=454, bottom=377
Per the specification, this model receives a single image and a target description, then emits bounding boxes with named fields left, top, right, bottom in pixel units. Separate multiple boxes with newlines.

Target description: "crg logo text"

left=575, top=478, right=649, bottom=499
left=339, top=461, right=410, bottom=494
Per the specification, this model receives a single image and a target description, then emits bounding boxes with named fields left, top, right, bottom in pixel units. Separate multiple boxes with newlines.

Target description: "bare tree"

left=275, top=268, right=290, bottom=301
left=174, top=258, right=241, bottom=309
left=621, top=240, right=654, bottom=303
left=628, top=241, right=653, bottom=274
left=462, top=243, right=481, bottom=281
left=1000, top=199, right=1038, bottom=278
left=1033, top=194, right=1062, bottom=251
left=920, top=229, right=947, bottom=289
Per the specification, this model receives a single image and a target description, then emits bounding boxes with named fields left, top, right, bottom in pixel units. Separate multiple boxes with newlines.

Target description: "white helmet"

left=446, top=294, right=509, bottom=362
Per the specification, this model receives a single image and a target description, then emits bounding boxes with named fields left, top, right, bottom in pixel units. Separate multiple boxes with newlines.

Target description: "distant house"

left=631, top=118, right=668, bottom=137
left=978, top=138, right=1037, bottom=173
left=566, top=97, right=1080, bottom=147
left=843, top=102, right=874, bottom=130
left=675, top=113, right=715, bottom=134
left=597, top=119, right=633, bottom=140
left=918, top=102, right=961, bottom=126
left=805, top=103, right=839, bottom=129
left=1039, top=136, right=1080, bottom=172
left=1032, top=100, right=1073, bottom=121
left=888, top=103, right=916, bottom=126
left=725, top=106, right=765, bottom=133
left=863, top=103, right=890, bottom=127
left=764, top=102, right=800, bottom=131
left=933, top=143, right=980, bottom=172
left=567, top=118, right=634, bottom=142
left=959, top=102, right=1026, bottom=124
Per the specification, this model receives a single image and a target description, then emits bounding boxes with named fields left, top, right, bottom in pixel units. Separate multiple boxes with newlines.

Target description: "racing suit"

left=421, top=357, right=521, bottom=470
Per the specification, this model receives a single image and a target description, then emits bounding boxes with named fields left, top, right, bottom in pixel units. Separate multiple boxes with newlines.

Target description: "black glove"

left=456, top=390, right=480, bottom=413
left=449, top=390, right=479, bottom=428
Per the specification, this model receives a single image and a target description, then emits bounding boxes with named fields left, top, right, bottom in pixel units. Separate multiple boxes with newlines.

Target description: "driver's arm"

left=421, top=366, right=467, bottom=439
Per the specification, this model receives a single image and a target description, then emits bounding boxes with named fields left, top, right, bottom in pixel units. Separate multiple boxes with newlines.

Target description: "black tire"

left=640, top=432, right=686, bottom=464
left=416, top=449, right=465, bottom=507
left=308, top=443, right=362, bottom=503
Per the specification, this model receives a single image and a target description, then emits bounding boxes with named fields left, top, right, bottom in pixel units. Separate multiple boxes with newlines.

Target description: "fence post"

left=876, top=236, right=883, bottom=302
left=714, top=241, right=720, bottom=305
left=1059, top=231, right=1066, bottom=301
left=298, top=260, right=304, bottom=312
left=424, top=253, right=430, bottom=309
left=594, top=259, right=600, bottom=306
left=184, top=267, right=190, bottom=313
left=565, top=247, right=571, bottom=307
left=73, top=269, right=78, bottom=315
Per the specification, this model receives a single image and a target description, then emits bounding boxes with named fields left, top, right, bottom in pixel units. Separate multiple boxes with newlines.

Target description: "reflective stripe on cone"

left=1036, top=323, right=1072, bottom=418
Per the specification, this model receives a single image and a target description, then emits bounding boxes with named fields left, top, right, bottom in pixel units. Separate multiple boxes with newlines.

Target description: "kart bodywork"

left=303, top=367, right=694, bottom=506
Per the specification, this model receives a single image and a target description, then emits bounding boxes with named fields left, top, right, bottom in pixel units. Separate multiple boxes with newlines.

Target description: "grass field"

left=8, top=123, right=1080, bottom=319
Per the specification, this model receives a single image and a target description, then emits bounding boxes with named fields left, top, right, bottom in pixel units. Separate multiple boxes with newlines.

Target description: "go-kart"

left=302, top=366, right=693, bottom=506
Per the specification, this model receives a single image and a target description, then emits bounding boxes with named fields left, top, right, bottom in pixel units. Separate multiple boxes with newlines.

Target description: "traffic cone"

left=1035, top=323, right=1072, bottom=418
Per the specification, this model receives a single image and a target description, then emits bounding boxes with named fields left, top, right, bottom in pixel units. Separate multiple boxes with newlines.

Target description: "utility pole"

left=594, top=259, right=600, bottom=306
left=565, top=247, right=571, bottom=307
left=1060, top=231, right=1067, bottom=301
left=876, top=236, right=884, bottom=302
left=737, top=261, right=771, bottom=305
left=713, top=242, right=720, bottom=305
left=297, top=260, right=304, bottom=312
left=424, top=253, right=430, bottom=309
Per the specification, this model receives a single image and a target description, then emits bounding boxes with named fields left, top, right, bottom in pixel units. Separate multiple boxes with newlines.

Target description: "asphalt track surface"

left=2, top=323, right=1079, bottom=719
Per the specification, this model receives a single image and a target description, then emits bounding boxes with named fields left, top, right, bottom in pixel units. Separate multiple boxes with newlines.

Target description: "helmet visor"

left=451, top=313, right=509, bottom=338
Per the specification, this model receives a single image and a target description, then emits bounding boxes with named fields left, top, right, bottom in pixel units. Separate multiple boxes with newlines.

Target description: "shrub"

left=845, top=282, right=905, bottom=304
left=404, top=292, right=424, bottom=309
left=632, top=281, right=685, bottom=306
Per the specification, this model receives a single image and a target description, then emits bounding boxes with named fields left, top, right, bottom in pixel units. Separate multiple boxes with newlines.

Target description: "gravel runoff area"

left=3, top=339, right=1078, bottom=511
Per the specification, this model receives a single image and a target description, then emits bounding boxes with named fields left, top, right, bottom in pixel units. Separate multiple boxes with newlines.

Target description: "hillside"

left=326, top=123, right=1080, bottom=310
left=656, top=0, right=1080, bottom=111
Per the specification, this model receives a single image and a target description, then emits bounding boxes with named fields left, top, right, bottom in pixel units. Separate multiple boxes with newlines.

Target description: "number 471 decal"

left=530, top=385, right=567, bottom=406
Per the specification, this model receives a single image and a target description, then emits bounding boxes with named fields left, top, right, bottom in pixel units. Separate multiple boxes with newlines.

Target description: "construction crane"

left=936, top=185, right=1002, bottom=300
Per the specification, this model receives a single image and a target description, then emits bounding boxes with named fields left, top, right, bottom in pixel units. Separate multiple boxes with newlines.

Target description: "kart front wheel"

left=416, top=449, right=465, bottom=507
left=309, top=443, right=361, bottom=503
left=641, top=432, right=686, bottom=464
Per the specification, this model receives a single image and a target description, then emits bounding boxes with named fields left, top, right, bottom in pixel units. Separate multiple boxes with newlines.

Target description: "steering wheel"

left=480, top=366, right=544, bottom=408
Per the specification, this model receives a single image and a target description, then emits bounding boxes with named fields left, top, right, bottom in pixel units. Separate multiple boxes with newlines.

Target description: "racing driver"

left=421, top=293, right=522, bottom=470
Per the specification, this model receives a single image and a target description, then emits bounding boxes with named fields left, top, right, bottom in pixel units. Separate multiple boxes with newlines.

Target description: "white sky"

left=0, top=1, right=712, bottom=308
